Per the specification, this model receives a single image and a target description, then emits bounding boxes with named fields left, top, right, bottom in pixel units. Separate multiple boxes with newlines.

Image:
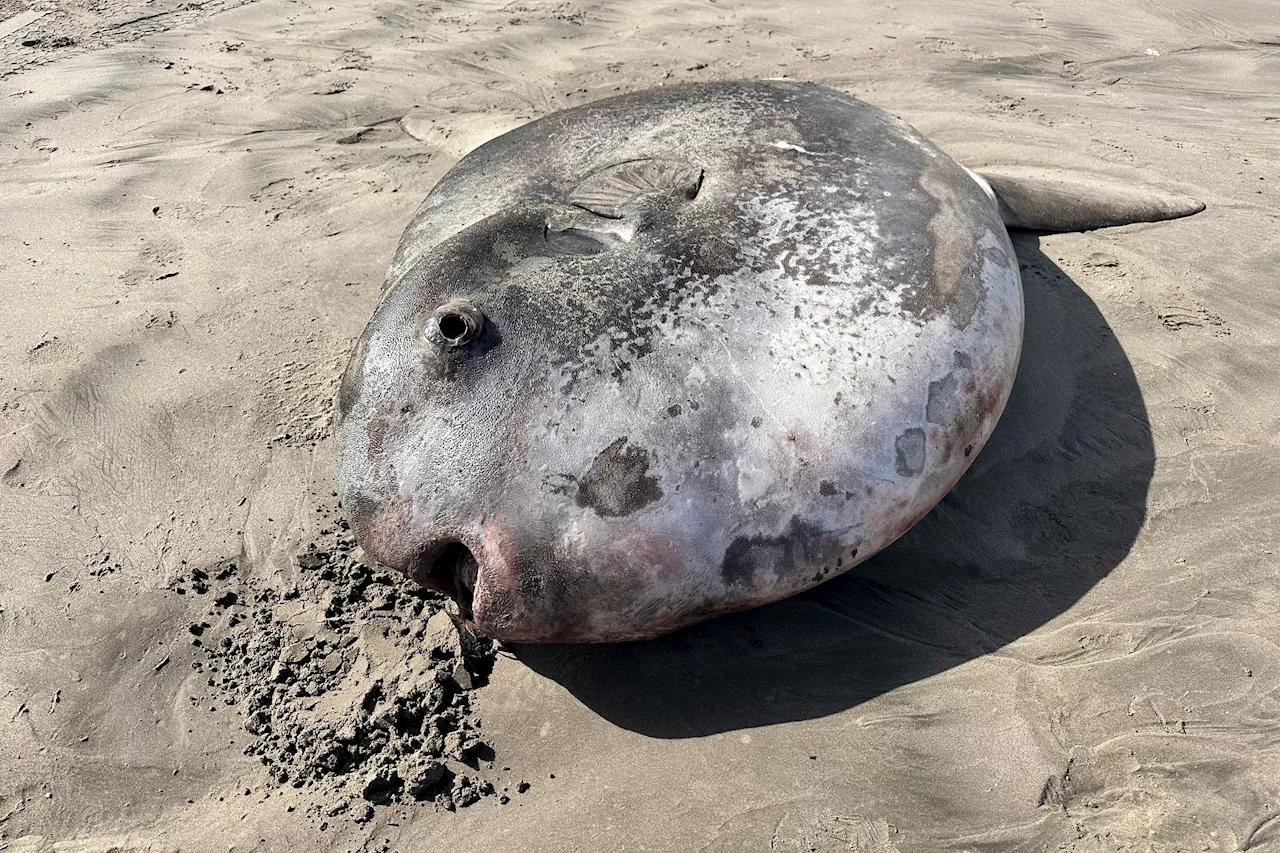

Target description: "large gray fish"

left=335, top=80, right=1200, bottom=643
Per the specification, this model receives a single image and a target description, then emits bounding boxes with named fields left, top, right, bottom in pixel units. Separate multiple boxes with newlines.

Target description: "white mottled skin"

left=336, top=81, right=1023, bottom=642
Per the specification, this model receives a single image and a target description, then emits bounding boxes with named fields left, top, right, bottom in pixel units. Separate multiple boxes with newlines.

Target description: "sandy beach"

left=2, top=0, right=1278, bottom=850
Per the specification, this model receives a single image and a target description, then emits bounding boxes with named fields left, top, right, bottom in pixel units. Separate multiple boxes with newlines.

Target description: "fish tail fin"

left=967, top=167, right=1205, bottom=233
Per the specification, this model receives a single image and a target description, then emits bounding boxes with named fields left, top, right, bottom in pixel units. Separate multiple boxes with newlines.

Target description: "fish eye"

left=427, top=300, right=485, bottom=348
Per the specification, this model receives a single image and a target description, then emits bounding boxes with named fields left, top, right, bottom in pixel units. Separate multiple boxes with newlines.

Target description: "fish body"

left=337, top=80, right=1025, bottom=642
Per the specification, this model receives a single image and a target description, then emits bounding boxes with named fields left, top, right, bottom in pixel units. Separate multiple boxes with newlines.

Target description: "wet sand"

left=2, top=0, right=1278, bottom=850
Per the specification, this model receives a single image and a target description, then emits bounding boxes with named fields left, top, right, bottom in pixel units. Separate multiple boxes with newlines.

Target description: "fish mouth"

left=412, top=540, right=480, bottom=621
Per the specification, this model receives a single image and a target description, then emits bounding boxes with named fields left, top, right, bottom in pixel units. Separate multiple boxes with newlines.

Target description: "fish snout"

left=348, top=504, right=511, bottom=632
left=348, top=505, right=486, bottom=622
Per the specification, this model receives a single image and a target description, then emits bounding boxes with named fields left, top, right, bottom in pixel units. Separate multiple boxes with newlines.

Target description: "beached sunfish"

left=335, top=80, right=1201, bottom=642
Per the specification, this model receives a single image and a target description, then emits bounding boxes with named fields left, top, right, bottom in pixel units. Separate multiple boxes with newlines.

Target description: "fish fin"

left=569, top=158, right=704, bottom=219
left=543, top=224, right=613, bottom=256
left=971, top=167, right=1205, bottom=232
left=544, top=207, right=634, bottom=250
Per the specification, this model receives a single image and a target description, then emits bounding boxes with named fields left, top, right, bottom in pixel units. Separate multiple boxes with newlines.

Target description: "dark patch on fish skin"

left=688, top=234, right=739, bottom=278
left=819, top=481, right=838, bottom=496
left=945, top=262, right=982, bottom=330
left=576, top=437, right=664, bottom=517
left=926, top=372, right=960, bottom=425
left=953, top=350, right=973, bottom=369
left=895, top=162, right=995, bottom=331
left=721, top=516, right=829, bottom=590
left=667, top=404, right=682, bottom=417
left=750, top=417, right=763, bottom=428
left=894, top=427, right=926, bottom=477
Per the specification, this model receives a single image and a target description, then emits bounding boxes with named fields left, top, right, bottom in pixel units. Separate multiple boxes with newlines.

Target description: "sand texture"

left=2, top=0, right=1279, bottom=850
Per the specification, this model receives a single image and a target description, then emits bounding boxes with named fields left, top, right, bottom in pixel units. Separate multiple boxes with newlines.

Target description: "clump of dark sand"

left=173, top=505, right=523, bottom=817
